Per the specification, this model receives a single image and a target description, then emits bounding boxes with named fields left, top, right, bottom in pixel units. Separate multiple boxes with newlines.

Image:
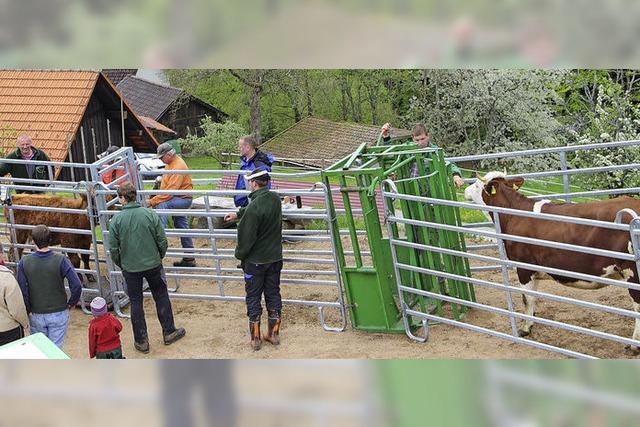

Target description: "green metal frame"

left=321, top=141, right=474, bottom=333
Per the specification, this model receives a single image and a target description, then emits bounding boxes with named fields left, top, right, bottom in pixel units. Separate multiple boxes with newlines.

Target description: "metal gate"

left=92, top=147, right=347, bottom=331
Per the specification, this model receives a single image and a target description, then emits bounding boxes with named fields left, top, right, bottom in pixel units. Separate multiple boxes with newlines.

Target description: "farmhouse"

left=116, top=75, right=227, bottom=140
left=0, top=70, right=159, bottom=181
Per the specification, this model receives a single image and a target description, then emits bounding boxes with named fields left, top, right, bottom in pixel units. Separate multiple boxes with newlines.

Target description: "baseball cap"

left=154, top=142, right=175, bottom=159
left=246, top=167, right=270, bottom=182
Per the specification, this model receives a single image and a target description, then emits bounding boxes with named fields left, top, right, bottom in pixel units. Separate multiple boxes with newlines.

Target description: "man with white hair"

left=0, top=134, right=51, bottom=193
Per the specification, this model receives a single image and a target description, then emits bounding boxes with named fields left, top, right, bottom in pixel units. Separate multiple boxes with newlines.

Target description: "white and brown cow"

left=464, top=172, right=640, bottom=353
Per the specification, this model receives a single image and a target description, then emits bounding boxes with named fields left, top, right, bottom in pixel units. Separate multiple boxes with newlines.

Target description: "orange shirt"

left=101, top=167, right=126, bottom=185
left=149, top=155, right=193, bottom=207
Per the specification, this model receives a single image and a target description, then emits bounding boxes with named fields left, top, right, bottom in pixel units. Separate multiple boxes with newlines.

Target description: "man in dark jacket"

left=233, top=135, right=274, bottom=208
left=225, top=167, right=282, bottom=351
left=108, top=181, right=186, bottom=354
left=0, top=134, right=51, bottom=193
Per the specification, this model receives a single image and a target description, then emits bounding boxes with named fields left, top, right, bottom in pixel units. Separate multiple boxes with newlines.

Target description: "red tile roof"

left=261, top=117, right=411, bottom=168
left=0, top=70, right=98, bottom=163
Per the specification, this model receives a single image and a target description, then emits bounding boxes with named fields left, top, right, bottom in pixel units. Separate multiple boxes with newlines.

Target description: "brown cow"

left=4, top=193, right=93, bottom=278
left=465, top=171, right=640, bottom=353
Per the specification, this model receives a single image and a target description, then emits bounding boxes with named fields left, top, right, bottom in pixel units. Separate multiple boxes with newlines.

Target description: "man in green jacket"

left=108, top=182, right=185, bottom=354
left=225, top=167, right=283, bottom=351
left=0, top=134, right=51, bottom=192
left=377, top=123, right=465, bottom=188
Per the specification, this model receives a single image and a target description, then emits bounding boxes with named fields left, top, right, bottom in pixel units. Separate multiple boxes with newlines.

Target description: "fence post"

left=560, top=151, right=571, bottom=202
left=492, top=212, right=519, bottom=337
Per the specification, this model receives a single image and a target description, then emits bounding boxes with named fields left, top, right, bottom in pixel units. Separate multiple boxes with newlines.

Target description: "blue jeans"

left=157, top=197, right=194, bottom=255
left=30, top=310, right=70, bottom=348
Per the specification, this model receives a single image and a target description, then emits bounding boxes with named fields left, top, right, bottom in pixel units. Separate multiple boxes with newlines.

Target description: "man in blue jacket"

left=234, top=135, right=274, bottom=207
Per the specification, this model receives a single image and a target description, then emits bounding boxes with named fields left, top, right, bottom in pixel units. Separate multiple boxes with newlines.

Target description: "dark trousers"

left=96, top=347, right=124, bottom=359
left=122, top=265, right=177, bottom=343
left=0, top=325, right=23, bottom=346
left=243, top=260, right=283, bottom=320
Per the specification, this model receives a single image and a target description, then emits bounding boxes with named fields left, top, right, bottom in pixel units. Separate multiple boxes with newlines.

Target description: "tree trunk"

left=304, top=74, right=314, bottom=116
left=340, top=75, right=349, bottom=121
left=250, top=81, right=262, bottom=143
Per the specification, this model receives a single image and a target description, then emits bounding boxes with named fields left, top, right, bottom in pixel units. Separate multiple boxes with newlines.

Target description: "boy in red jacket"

left=88, top=297, right=124, bottom=359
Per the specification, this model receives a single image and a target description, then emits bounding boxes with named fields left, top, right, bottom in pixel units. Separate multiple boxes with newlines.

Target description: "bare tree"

left=228, top=69, right=268, bottom=142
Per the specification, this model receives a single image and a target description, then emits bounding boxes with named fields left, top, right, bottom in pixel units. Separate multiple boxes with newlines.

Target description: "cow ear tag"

left=490, top=186, right=497, bottom=195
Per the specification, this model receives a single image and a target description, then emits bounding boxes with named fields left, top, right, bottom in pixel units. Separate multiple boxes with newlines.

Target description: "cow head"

left=464, top=171, right=524, bottom=218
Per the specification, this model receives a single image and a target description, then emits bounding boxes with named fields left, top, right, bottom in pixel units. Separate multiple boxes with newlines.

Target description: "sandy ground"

left=54, top=234, right=640, bottom=360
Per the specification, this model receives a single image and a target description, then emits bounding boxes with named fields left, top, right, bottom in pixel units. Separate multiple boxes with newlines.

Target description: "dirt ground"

left=55, top=234, right=640, bottom=360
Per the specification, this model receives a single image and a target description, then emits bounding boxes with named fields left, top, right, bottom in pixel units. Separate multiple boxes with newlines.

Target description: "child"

left=88, top=297, right=123, bottom=359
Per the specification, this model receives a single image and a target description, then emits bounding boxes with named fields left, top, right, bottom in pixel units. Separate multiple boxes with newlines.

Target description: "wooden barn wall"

left=159, top=99, right=224, bottom=139
left=59, top=94, right=123, bottom=182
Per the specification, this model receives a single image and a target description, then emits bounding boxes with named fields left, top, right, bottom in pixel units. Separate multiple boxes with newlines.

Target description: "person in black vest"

left=16, top=224, right=82, bottom=348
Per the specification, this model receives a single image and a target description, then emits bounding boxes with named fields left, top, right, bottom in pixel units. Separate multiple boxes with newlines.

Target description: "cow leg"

left=67, top=252, right=85, bottom=284
left=81, top=253, right=95, bottom=282
left=9, top=229, right=30, bottom=263
left=516, top=269, right=537, bottom=337
left=626, top=289, right=640, bottom=356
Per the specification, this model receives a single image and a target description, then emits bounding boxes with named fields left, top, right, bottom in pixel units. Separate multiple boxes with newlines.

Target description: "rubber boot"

left=263, top=310, right=281, bottom=345
left=249, top=319, right=262, bottom=351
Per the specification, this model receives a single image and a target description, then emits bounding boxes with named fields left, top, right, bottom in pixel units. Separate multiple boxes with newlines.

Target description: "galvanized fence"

left=383, top=138, right=640, bottom=358
left=92, top=148, right=357, bottom=331
left=0, top=157, right=114, bottom=315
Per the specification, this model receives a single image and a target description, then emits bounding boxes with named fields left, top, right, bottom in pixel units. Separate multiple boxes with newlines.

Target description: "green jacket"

left=108, top=202, right=168, bottom=273
left=0, top=147, right=51, bottom=181
left=235, top=187, right=282, bottom=264
left=376, top=135, right=461, bottom=176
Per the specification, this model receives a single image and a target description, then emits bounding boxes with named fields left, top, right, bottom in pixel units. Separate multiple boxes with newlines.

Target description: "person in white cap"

left=148, top=142, right=196, bottom=268
left=225, top=167, right=283, bottom=351
left=88, top=296, right=124, bottom=359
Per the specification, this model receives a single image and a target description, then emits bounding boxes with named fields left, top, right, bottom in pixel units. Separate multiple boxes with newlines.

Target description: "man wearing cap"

left=225, top=167, right=283, bottom=351
left=148, top=142, right=196, bottom=268
left=0, top=134, right=51, bottom=193
left=109, top=182, right=186, bottom=354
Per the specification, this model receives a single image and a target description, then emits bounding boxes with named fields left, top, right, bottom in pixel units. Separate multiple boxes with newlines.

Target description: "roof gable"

left=0, top=70, right=98, bottom=164
left=116, top=76, right=183, bottom=120
left=261, top=117, right=411, bottom=168
left=102, top=69, right=138, bottom=86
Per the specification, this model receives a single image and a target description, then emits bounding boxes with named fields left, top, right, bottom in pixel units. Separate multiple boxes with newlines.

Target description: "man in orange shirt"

left=148, top=143, right=196, bottom=268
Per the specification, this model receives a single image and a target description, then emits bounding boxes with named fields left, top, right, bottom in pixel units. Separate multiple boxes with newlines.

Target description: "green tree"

left=179, top=118, right=246, bottom=166
left=406, top=69, right=565, bottom=172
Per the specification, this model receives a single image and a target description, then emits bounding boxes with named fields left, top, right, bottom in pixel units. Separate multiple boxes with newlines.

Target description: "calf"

left=5, top=194, right=93, bottom=278
left=465, top=172, right=640, bottom=353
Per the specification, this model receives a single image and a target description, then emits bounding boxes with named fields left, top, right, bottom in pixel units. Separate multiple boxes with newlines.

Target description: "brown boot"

left=263, top=313, right=281, bottom=346
left=249, top=320, right=262, bottom=351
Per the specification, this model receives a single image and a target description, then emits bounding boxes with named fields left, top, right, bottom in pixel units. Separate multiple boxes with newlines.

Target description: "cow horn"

left=476, top=172, right=487, bottom=182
